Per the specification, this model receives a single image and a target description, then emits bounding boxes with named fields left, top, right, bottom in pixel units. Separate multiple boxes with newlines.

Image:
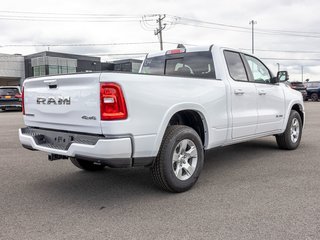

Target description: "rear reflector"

left=100, top=83, right=127, bottom=121
left=166, top=48, right=186, bottom=55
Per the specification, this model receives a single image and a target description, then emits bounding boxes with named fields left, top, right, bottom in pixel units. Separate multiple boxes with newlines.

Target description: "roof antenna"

left=177, top=44, right=186, bottom=49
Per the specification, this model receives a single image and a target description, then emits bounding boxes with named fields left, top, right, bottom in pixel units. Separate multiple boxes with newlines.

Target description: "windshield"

left=141, top=51, right=215, bottom=79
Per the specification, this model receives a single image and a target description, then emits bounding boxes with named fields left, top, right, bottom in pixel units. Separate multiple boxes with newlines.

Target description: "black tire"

left=150, top=125, right=204, bottom=193
left=276, top=110, right=302, bottom=150
left=311, top=93, right=318, bottom=101
left=70, top=158, right=105, bottom=171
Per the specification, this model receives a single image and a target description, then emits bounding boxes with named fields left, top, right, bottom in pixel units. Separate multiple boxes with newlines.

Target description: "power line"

left=241, top=48, right=320, bottom=54
left=261, top=58, right=320, bottom=61
left=1, top=10, right=320, bottom=39
left=175, top=15, right=320, bottom=35
left=174, top=16, right=320, bottom=39
left=0, top=42, right=161, bottom=47
left=0, top=10, right=142, bottom=17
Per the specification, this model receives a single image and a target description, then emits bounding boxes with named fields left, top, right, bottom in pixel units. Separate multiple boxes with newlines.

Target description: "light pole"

left=249, top=20, right=257, bottom=54
left=276, top=63, right=280, bottom=72
left=301, top=66, right=304, bottom=82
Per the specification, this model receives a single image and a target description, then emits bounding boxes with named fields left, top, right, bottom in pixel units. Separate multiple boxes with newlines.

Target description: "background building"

left=112, top=59, right=142, bottom=73
left=0, top=51, right=143, bottom=86
left=0, top=53, right=25, bottom=86
left=24, top=51, right=101, bottom=78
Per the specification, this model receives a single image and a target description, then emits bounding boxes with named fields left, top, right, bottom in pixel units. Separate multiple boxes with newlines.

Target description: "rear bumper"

left=0, top=102, right=22, bottom=108
left=19, top=128, right=133, bottom=167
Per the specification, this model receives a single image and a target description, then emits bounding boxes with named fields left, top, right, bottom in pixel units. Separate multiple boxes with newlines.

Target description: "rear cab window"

left=141, top=51, right=215, bottom=79
left=0, top=88, right=20, bottom=96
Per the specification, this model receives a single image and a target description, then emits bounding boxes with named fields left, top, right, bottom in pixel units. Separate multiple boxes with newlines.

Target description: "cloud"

left=0, top=0, right=319, bottom=80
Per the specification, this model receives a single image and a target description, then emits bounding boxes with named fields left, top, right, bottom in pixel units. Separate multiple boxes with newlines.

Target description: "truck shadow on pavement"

left=28, top=137, right=281, bottom=206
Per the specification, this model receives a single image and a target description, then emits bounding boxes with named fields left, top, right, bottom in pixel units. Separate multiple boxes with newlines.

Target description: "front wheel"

left=276, top=110, right=302, bottom=150
left=150, top=125, right=204, bottom=193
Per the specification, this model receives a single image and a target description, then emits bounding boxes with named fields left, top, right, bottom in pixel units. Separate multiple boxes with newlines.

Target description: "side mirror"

left=277, top=71, right=289, bottom=82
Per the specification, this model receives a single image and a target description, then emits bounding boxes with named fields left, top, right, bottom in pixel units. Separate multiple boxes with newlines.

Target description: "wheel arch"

left=283, top=101, right=305, bottom=131
left=291, top=103, right=304, bottom=126
left=151, top=104, right=210, bottom=157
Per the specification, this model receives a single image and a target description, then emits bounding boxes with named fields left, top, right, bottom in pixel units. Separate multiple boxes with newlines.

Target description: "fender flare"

left=151, top=103, right=210, bottom=157
left=282, top=100, right=305, bottom=130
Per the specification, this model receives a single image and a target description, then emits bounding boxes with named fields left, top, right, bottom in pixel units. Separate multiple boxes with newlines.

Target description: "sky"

left=0, top=0, right=319, bottom=81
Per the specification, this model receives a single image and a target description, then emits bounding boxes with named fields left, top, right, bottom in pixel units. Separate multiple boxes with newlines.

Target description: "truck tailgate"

left=23, top=73, right=102, bottom=134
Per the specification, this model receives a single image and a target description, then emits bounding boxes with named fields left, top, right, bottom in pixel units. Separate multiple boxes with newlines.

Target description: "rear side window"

left=141, top=51, right=215, bottom=79
left=224, top=51, right=248, bottom=81
left=0, top=88, right=19, bottom=96
left=141, top=56, right=165, bottom=75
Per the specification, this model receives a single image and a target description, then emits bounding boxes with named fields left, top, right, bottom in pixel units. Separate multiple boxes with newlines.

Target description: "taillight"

left=100, top=83, right=127, bottom=120
left=15, top=94, right=22, bottom=99
left=166, top=48, right=186, bottom=55
left=22, top=87, right=25, bottom=115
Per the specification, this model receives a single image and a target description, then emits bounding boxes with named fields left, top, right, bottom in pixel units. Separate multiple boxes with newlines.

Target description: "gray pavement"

left=0, top=103, right=320, bottom=240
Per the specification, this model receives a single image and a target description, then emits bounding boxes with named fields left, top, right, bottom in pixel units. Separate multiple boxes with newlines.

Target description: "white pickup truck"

left=19, top=45, right=304, bottom=192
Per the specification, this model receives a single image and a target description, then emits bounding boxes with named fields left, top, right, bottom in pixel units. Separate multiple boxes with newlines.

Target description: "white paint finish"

left=255, top=83, right=286, bottom=133
left=230, top=80, right=258, bottom=139
left=133, top=134, right=157, bottom=158
left=23, top=73, right=102, bottom=134
left=19, top=129, right=132, bottom=159
left=99, top=73, right=228, bottom=156
left=20, top=45, right=305, bottom=160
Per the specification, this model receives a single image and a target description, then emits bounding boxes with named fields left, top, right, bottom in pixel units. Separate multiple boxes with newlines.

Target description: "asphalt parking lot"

left=0, top=103, right=320, bottom=240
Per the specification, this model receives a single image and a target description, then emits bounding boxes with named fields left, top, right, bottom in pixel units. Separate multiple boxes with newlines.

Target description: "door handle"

left=258, top=90, right=266, bottom=95
left=44, top=79, right=57, bottom=85
left=234, top=89, right=244, bottom=95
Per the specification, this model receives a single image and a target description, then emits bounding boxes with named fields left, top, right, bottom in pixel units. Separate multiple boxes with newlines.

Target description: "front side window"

left=244, top=55, right=271, bottom=83
left=224, top=51, right=248, bottom=81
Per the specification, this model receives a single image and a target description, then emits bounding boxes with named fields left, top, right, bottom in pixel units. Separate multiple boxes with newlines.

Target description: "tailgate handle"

left=44, top=80, right=57, bottom=88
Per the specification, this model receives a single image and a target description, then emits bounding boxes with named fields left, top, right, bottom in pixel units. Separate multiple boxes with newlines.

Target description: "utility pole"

left=249, top=20, right=257, bottom=54
left=301, top=66, right=304, bottom=82
left=154, top=14, right=166, bottom=51
left=277, top=63, right=280, bottom=72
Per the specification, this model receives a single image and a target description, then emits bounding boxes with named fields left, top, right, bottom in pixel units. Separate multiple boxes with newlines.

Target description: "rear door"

left=23, top=73, right=102, bottom=134
left=224, top=50, right=258, bottom=139
left=243, top=54, right=285, bottom=133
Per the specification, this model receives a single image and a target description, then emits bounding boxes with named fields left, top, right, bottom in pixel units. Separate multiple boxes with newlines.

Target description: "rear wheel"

left=276, top=110, right=302, bottom=150
left=70, top=158, right=105, bottom=171
left=150, top=125, right=204, bottom=193
left=311, top=93, right=318, bottom=101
